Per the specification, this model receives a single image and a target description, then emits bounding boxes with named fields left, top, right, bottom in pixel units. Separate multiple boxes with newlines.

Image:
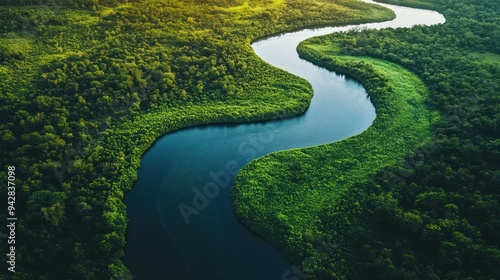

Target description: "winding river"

left=124, top=1, right=445, bottom=279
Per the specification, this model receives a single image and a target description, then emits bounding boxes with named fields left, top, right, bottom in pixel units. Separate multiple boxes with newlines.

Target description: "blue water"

left=124, top=1, right=445, bottom=279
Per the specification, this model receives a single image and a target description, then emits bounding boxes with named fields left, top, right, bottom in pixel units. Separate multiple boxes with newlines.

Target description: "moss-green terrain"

left=2, top=0, right=499, bottom=278
left=235, top=0, right=500, bottom=278
left=234, top=45, right=434, bottom=278
left=0, top=0, right=394, bottom=278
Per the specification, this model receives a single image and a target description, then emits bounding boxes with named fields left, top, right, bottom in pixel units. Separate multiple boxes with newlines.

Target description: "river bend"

left=124, top=1, right=445, bottom=279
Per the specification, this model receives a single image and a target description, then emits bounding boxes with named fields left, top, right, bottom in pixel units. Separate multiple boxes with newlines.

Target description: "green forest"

left=0, top=0, right=498, bottom=279
left=0, top=0, right=394, bottom=279
left=234, top=0, right=500, bottom=279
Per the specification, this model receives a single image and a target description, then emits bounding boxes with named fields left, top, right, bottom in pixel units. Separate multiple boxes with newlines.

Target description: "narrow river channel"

left=124, top=1, right=445, bottom=279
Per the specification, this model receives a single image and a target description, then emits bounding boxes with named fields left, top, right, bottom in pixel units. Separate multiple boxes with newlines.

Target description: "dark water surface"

left=124, top=1, right=445, bottom=279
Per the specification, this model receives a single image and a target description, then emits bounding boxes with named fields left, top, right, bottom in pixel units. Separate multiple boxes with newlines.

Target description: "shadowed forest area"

left=234, top=0, right=500, bottom=279
left=0, top=0, right=393, bottom=279
left=1, top=0, right=499, bottom=279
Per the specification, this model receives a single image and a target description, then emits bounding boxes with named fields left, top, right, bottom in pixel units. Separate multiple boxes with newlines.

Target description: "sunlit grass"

left=0, top=0, right=396, bottom=277
left=467, top=51, right=500, bottom=65
left=233, top=41, right=434, bottom=274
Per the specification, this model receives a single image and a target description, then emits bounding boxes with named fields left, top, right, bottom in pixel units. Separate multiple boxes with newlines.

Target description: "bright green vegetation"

left=0, top=0, right=395, bottom=279
left=234, top=49, right=434, bottom=278
left=372, top=0, right=434, bottom=9
left=234, top=0, right=500, bottom=279
left=467, top=52, right=500, bottom=66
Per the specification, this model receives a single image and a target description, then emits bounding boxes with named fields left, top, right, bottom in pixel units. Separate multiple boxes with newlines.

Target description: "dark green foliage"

left=234, top=51, right=435, bottom=279
left=0, top=0, right=394, bottom=279
left=0, top=45, right=25, bottom=62
left=0, top=0, right=136, bottom=9
left=338, top=0, right=500, bottom=275
left=234, top=0, right=499, bottom=279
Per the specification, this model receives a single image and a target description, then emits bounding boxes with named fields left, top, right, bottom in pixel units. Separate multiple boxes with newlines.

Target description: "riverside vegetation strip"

left=235, top=0, right=500, bottom=279
left=233, top=46, right=434, bottom=279
left=1, top=0, right=498, bottom=279
left=0, top=0, right=394, bottom=278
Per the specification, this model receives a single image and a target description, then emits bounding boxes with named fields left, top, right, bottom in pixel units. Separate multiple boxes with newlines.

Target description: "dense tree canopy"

left=234, top=0, right=500, bottom=279
left=0, top=0, right=393, bottom=279
left=3, top=0, right=498, bottom=278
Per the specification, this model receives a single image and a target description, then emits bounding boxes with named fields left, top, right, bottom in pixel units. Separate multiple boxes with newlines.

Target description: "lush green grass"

left=467, top=51, right=500, bottom=66
left=235, top=0, right=500, bottom=278
left=2, top=0, right=498, bottom=278
left=233, top=43, right=434, bottom=277
left=0, top=0, right=395, bottom=278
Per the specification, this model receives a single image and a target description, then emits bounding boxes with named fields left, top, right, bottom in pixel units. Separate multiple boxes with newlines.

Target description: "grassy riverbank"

left=235, top=0, right=500, bottom=278
left=233, top=44, right=434, bottom=278
left=0, top=0, right=395, bottom=278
